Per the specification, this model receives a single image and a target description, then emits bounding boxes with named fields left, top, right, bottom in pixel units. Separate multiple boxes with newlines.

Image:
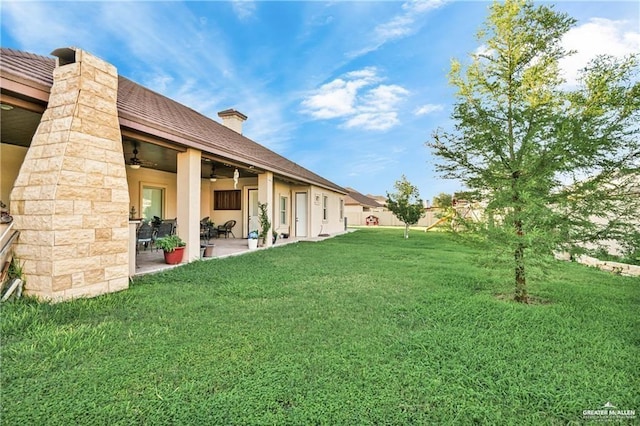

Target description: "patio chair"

left=153, top=221, right=175, bottom=251
left=200, top=217, right=213, bottom=243
left=136, top=222, right=153, bottom=253
left=216, top=220, right=236, bottom=238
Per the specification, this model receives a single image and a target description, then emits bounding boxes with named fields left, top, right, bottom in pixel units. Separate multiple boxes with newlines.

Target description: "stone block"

left=54, top=200, right=75, bottom=215
left=39, top=186, right=57, bottom=199
left=35, top=120, right=52, bottom=135
left=53, top=255, right=102, bottom=276
left=23, top=215, right=53, bottom=231
left=59, top=170, right=87, bottom=186
left=36, top=261, right=52, bottom=275
left=111, top=226, right=129, bottom=241
left=20, top=230, right=54, bottom=245
left=71, top=272, right=85, bottom=287
left=52, top=274, right=72, bottom=291
left=12, top=171, right=30, bottom=187
left=54, top=229, right=95, bottom=246
left=45, top=130, right=69, bottom=145
left=90, top=240, right=127, bottom=256
left=24, top=200, right=55, bottom=215
left=85, top=173, right=104, bottom=188
left=52, top=244, right=79, bottom=260
left=105, top=150, right=126, bottom=165
left=61, top=155, right=86, bottom=173
left=24, top=275, right=52, bottom=293
left=84, top=268, right=105, bottom=285
left=71, top=200, right=91, bottom=215
left=95, top=228, right=112, bottom=241
left=92, top=201, right=128, bottom=214
left=104, top=264, right=128, bottom=281
left=52, top=215, right=84, bottom=230
left=85, top=159, right=108, bottom=175
left=104, top=176, right=128, bottom=191
left=29, top=172, right=58, bottom=186
left=23, top=185, right=44, bottom=199
left=109, top=277, right=129, bottom=293
left=53, top=62, right=80, bottom=81
left=111, top=189, right=130, bottom=203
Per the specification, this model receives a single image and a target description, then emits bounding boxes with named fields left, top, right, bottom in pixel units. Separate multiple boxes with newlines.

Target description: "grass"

left=1, top=229, right=639, bottom=425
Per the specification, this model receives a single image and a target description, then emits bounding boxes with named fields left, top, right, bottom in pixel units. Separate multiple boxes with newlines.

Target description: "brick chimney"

left=217, top=109, right=247, bottom=134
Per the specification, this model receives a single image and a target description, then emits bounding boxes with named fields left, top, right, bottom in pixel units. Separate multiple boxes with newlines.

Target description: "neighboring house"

left=344, top=187, right=384, bottom=226
left=0, top=47, right=347, bottom=301
left=345, top=187, right=440, bottom=228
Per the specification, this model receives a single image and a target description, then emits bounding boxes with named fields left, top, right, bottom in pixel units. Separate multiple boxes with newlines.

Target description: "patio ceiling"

left=1, top=104, right=259, bottom=179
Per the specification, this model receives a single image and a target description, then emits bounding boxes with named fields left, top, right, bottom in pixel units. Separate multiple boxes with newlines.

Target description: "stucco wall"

left=309, top=186, right=345, bottom=236
left=126, top=167, right=178, bottom=221
left=0, top=143, right=27, bottom=210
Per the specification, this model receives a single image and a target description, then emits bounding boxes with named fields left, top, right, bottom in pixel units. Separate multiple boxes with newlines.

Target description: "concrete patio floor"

left=134, top=231, right=351, bottom=276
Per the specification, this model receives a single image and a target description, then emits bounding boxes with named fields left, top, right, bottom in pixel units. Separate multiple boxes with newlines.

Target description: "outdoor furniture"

left=153, top=221, right=175, bottom=251
left=216, top=220, right=236, bottom=238
left=136, top=222, right=153, bottom=252
left=200, top=217, right=214, bottom=243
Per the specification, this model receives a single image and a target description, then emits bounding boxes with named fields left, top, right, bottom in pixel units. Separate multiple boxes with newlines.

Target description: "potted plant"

left=247, top=230, right=259, bottom=250
left=154, top=234, right=186, bottom=264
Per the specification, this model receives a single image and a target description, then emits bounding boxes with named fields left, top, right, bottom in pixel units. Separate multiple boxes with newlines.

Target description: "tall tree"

left=428, top=0, right=639, bottom=303
left=432, top=193, right=453, bottom=209
left=387, top=175, right=425, bottom=239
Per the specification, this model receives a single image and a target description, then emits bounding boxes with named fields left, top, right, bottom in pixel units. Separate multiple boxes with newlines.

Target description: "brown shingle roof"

left=344, top=187, right=383, bottom=207
left=0, top=47, right=345, bottom=194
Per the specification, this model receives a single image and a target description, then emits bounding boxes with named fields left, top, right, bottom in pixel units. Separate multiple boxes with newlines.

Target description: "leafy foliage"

left=258, top=202, right=271, bottom=244
left=428, top=0, right=640, bottom=302
left=386, top=175, right=425, bottom=238
left=153, top=235, right=185, bottom=252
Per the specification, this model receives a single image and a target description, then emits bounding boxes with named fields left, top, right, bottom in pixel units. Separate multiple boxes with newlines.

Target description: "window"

left=280, top=196, right=288, bottom=225
left=340, top=199, right=344, bottom=220
left=142, top=186, right=164, bottom=220
left=323, top=195, right=328, bottom=221
left=214, top=190, right=241, bottom=210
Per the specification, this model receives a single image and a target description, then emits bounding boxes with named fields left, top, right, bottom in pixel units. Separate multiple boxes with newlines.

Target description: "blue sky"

left=1, top=1, right=638, bottom=203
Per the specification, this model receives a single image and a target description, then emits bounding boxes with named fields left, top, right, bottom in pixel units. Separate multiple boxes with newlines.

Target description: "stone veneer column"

left=10, top=48, right=129, bottom=301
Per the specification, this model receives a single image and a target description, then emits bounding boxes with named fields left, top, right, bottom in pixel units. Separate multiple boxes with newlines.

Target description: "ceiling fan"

left=128, top=143, right=156, bottom=169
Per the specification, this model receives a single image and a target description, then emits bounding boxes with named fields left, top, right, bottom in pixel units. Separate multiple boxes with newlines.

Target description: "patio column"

left=258, top=171, right=273, bottom=247
left=176, top=148, right=201, bottom=262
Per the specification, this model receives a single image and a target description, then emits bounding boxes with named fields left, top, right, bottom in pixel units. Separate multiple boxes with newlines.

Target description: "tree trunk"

left=514, top=217, right=528, bottom=303
left=404, top=224, right=409, bottom=239
left=514, top=243, right=528, bottom=303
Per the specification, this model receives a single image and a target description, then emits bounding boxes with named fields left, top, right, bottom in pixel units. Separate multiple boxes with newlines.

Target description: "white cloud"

left=1, top=2, right=98, bottom=53
left=301, top=68, right=409, bottom=131
left=232, top=0, right=257, bottom=21
left=349, top=0, right=448, bottom=58
left=560, top=18, right=640, bottom=86
left=415, top=104, right=444, bottom=115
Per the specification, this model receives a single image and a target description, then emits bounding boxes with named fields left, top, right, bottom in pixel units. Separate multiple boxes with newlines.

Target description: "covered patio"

left=134, top=233, right=344, bottom=276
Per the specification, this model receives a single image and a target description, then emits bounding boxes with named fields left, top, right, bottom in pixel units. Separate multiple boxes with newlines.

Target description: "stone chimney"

left=217, top=109, right=247, bottom=134
left=10, top=47, right=129, bottom=301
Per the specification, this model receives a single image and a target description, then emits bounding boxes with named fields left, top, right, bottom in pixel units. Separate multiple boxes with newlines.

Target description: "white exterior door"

left=248, top=189, right=259, bottom=234
left=295, top=192, right=308, bottom=237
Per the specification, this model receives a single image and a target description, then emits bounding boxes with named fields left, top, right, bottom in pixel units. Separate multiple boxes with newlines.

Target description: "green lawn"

left=1, top=229, right=638, bottom=425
